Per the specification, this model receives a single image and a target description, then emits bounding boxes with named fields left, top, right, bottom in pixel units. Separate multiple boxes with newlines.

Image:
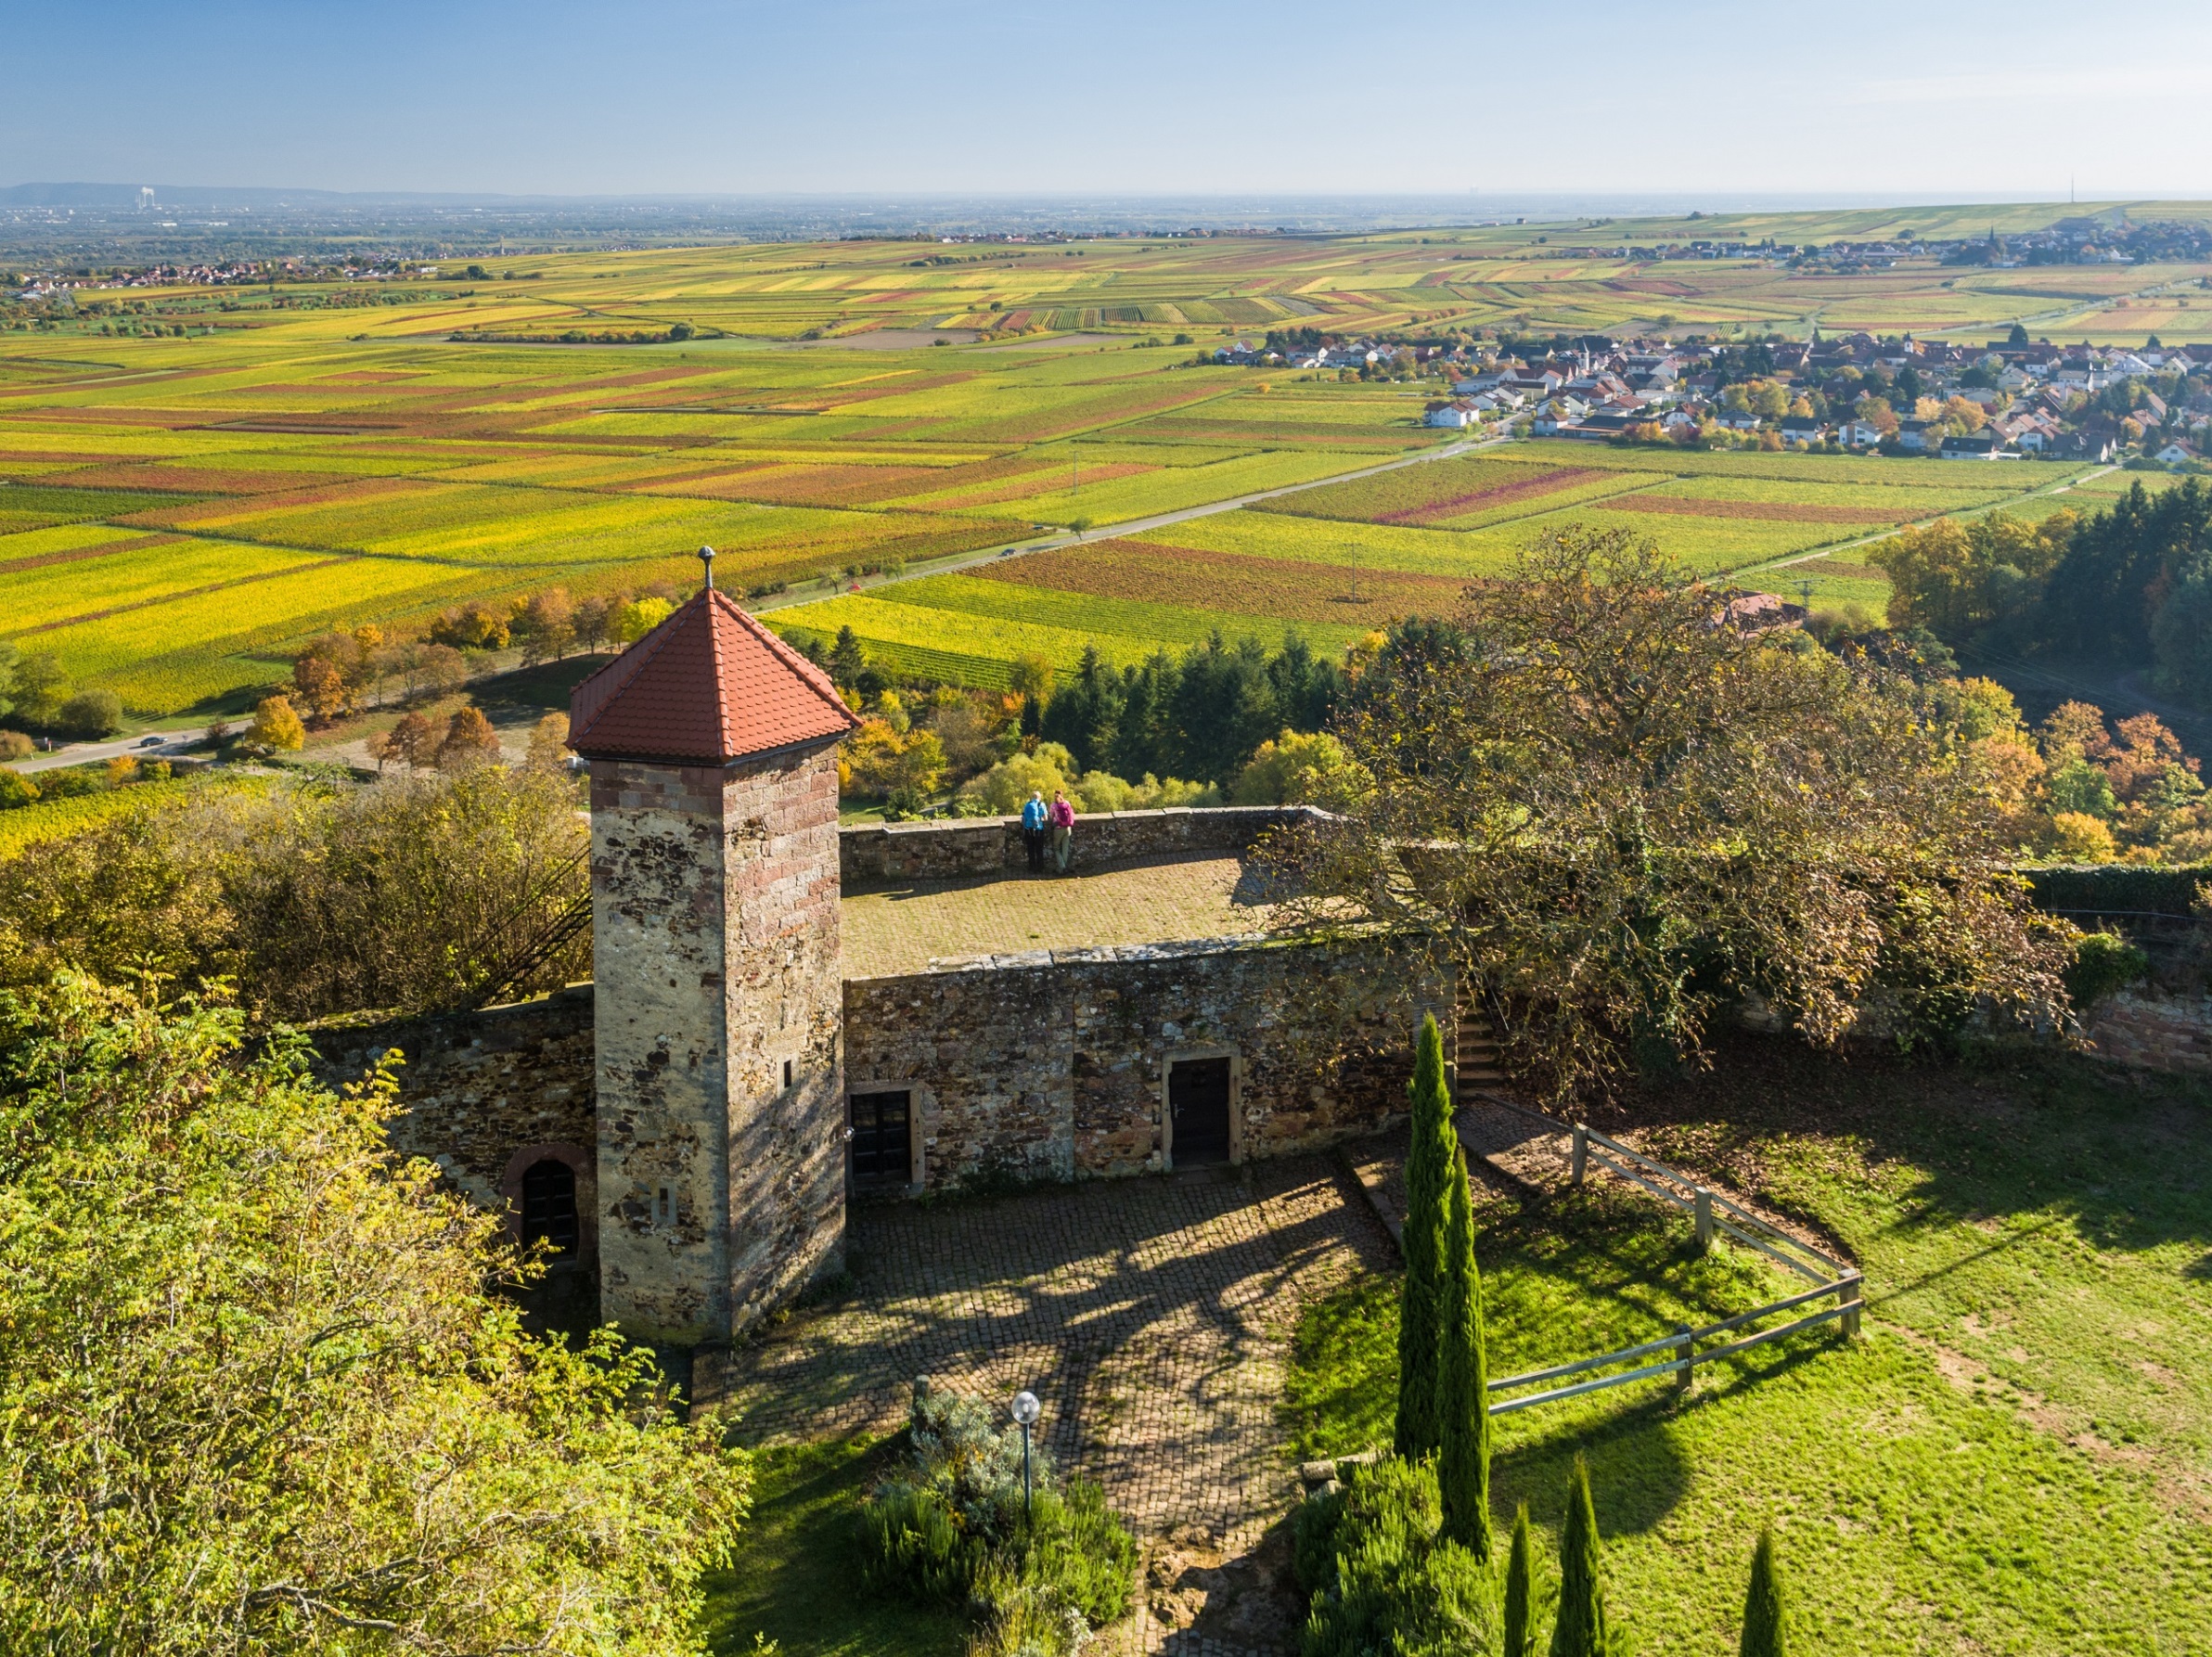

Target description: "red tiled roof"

left=567, top=588, right=858, bottom=764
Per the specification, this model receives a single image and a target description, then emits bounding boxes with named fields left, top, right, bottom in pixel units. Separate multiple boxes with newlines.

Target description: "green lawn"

left=699, top=1437, right=968, bottom=1657
left=1284, top=1044, right=2212, bottom=1656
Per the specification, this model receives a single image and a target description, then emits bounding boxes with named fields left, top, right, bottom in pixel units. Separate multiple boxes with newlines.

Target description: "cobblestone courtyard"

left=714, top=1154, right=1394, bottom=1654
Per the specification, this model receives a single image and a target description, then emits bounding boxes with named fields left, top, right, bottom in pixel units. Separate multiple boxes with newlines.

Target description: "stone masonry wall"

left=840, top=805, right=1325, bottom=885
left=718, top=744, right=849, bottom=1334
left=311, top=987, right=599, bottom=1326
left=2085, top=986, right=2212, bottom=1073
left=590, top=759, right=738, bottom=1342
left=844, top=936, right=1447, bottom=1191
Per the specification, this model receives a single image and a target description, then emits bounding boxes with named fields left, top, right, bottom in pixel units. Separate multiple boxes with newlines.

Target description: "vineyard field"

left=0, top=211, right=2179, bottom=716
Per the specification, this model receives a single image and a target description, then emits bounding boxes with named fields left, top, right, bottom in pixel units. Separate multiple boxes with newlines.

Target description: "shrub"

left=2065, top=931, right=2150, bottom=1008
left=0, top=731, right=33, bottom=762
left=2047, top=810, right=2117, bottom=861
left=0, top=768, right=38, bottom=810
left=54, top=689, right=122, bottom=740
left=861, top=1378, right=1135, bottom=1652
left=1300, top=1456, right=1497, bottom=1657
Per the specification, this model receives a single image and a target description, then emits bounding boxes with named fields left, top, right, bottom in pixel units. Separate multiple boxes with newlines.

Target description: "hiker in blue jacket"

left=1021, top=789, right=1049, bottom=873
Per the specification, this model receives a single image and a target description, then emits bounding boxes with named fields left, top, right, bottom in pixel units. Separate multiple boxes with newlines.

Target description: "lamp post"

left=1010, top=1390, right=1041, bottom=1516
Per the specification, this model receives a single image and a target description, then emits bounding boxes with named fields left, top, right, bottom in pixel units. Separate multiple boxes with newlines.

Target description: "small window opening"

left=782, top=1058, right=795, bottom=1091
left=654, top=1184, right=675, bottom=1227
left=521, top=1159, right=579, bottom=1256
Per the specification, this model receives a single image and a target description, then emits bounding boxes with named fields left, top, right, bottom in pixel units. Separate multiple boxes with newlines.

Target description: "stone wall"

left=840, top=805, right=1324, bottom=885
left=844, top=935, right=1447, bottom=1192
left=716, top=744, right=849, bottom=1336
left=312, top=986, right=599, bottom=1327
left=2084, top=987, right=2212, bottom=1073
left=587, top=746, right=849, bottom=1345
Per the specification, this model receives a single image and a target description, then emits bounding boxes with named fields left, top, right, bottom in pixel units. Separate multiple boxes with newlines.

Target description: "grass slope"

left=1284, top=1044, right=2212, bottom=1656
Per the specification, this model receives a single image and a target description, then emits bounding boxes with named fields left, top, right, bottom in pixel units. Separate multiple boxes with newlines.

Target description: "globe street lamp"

left=1010, top=1390, right=1041, bottom=1515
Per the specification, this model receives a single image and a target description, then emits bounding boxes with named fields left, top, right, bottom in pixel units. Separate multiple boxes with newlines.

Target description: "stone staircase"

left=1450, top=981, right=1506, bottom=1099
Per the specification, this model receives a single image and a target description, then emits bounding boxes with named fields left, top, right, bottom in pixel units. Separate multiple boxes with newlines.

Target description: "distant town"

left=1219, top=323, right=2212, bottom=466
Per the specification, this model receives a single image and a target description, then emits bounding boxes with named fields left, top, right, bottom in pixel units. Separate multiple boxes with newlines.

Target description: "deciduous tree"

left=1263, top=530, right=2074, bottom=1098
left=247, top=694, right=305, bottom=753
left=436, top=706, right=503, bottom=770
left=0, top=976, right=748, bottom=1653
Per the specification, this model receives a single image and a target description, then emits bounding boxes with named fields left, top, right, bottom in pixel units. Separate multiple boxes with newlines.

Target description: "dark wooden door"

left=521, top=1158, right=580, bottom=1255
left=1169, top=1057, right=1232, bottom=1166
left=850, top=1090, right=912, bottom=1187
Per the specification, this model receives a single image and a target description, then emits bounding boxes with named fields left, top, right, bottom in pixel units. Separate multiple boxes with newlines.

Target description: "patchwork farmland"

left=0, top=225, right=2158, bottom=711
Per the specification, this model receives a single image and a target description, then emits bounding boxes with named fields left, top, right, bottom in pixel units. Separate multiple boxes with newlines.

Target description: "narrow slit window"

left=782, top=1058, right=795, bottom=1091
left=654, top=1184, right=675, bottom=1227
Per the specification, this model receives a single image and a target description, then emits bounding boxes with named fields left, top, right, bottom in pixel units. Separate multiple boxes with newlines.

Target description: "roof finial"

left=698, top=545, right=715, bottom=590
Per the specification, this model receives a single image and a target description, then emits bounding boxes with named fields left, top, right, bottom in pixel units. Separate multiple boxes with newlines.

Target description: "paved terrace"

left=840, top=851, right=1277, bottom=980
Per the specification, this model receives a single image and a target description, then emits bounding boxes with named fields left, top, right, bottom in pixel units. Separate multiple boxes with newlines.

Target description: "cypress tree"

left=1394, top=1011, right=1454, bottom=1459
left=1549, top=1456, right=1612, bottom=1657
left=1435, top=1142, right=1491, bottom=1559
left=1502, top=1502, right=1537, bottom=1657
left=1739, top=1526, right=1787, bottom=1657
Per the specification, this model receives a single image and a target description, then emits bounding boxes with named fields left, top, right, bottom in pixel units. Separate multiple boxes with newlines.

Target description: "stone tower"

left=566, top=570, right=858, bottom=1345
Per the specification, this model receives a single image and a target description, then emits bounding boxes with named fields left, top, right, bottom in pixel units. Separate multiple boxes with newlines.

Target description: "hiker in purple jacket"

left=1048, top=790, right=1076, bottom=874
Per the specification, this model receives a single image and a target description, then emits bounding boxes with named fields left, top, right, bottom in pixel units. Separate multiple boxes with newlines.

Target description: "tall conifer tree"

left=1549, top=1456, right=1613, bottom=1657
left=1436, top=1142, right=1491, bottom=1558
left=1502, top=1503, right=1538, bottom=1657
left=1739, top=1527, right=1788, bottom=1657
left=1394, top=1011, right=1454, bottom=1458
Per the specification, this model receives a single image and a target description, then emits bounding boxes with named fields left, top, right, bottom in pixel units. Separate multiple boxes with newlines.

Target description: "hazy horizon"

left=11, top=1, right=2212, bottom=201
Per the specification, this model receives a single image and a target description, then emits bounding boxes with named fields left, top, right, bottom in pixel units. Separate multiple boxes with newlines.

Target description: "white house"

left=1424, top=399, right=1482, bottom=429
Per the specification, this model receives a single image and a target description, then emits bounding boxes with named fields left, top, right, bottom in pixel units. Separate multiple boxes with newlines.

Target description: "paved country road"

left=749, top=422, right=1519, bottom=615
left=11, top=418, right=1517, bottom=776
left=14, top=726, right=220, bottom=776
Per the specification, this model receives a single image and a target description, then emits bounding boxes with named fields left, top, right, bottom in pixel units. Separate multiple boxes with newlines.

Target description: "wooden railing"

left=1466, top=1097, right=1863, bottom=1417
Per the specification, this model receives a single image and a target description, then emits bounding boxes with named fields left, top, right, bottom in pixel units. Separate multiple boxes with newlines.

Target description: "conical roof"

left=567, top=587, right=857, bottom=765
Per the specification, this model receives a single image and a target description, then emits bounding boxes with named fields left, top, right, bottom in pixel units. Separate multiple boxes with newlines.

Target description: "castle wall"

left=2084, top=986, right=2212, bottom=1073
left=843, top=936, right=1446, bottom=1191
left=312, top=987, right=599, bottom=1328
left=589, top=760, right=739, bottom=1342
left=717, top=744, right=849, bottom=1333
left=588, top=746, right=848, bottom=1346
left=839, top=805, right=1321, bottom=885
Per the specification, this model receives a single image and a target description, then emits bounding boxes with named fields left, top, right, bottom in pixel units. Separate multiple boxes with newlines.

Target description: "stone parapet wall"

left=840, top=805, right=1326, bottom=885
left=844, top=935, right=1447, bottom=1192
left=313, top=985, right=598, bottom=1213
left=2085, top=987, right=2212, bottom=1073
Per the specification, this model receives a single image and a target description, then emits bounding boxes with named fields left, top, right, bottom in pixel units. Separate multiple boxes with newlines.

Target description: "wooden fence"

left=1467, top=1097, right=1863, bottom=1417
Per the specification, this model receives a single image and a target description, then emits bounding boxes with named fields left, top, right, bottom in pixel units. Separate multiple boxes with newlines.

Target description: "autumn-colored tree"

left=436, top=706, right=503, bottom=770
left=380, top=711, right=438, bottom=770
left=525, top=712, right=572, bottom=773
left=0, top=976, right=748, bottom=1652
left=247, top=695, right=305, bottom=754
left=1869, top=510, right=2076, bottom=640
left=429, top=603, right=511, bottom=652
left=613, top=597, right=673, bottom=645
left=289, top=654, right=350, bottom=725
left=572, top=595, right=619, bottom=653
left=1262, top=529, right=2075, bottom=1097
left=517, top=587, right=575, bottom=665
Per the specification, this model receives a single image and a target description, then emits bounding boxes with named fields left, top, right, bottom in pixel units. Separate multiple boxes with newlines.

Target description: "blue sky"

left=8, top=0, right=2212, bottom=199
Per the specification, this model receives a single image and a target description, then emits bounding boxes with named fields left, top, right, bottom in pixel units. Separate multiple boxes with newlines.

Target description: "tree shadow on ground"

left=1600, top=1029, right=2212, bottom=1264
